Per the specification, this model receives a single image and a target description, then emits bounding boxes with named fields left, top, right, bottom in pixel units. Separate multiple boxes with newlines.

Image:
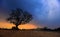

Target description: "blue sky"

left=0, top=0, right=60, bottom=29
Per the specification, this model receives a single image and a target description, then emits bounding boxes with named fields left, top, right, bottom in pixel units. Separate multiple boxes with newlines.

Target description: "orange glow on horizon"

left=0, top=22, right=15, bottom=29
left=18, top=24, right=38, bottom=29
left=0, top=21, right=42, bottom=29
left=0, top=22, right=37, bottom=29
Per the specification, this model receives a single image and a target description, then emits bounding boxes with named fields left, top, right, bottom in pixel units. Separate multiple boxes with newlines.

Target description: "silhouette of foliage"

left=12, top=27, right=19, bottom=30
left=54, top=27, right=60, bottom=31
left=56, top=28, right=60, bottom=31
left=7, top=8, right=32, bottom=30
left=42, top=27, right=52, bottom=31
left=34, top=27, right=52, bottom=31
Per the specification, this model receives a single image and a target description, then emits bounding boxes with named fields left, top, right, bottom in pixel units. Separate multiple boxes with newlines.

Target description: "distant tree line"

left=0, top=27, right=60, bottom=31
left=35, top=27, right=60, bottom=31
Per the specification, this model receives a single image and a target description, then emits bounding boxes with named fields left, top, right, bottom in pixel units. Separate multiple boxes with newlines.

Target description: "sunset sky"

left=0, top=0, right=60, bottom=29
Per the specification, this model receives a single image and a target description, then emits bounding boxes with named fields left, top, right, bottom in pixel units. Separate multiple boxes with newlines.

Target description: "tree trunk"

left=15, top=25, right=19, bottom=30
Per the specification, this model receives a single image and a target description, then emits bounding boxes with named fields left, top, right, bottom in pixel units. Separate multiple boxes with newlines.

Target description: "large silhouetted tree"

left=7, top=8, right=32, bottom=30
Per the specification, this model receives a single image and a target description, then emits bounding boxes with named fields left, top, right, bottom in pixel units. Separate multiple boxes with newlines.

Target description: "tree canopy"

left=7, top=8, right=33, bottom=30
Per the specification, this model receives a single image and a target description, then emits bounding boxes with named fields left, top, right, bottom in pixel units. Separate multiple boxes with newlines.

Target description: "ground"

left=0, top=30, right=60, bottom=37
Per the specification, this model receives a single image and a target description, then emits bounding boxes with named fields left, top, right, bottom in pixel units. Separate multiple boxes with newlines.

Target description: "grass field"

left=0, top=30, right=60, bottom=37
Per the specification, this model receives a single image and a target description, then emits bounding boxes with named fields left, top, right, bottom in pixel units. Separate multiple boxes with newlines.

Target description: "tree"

left=7, top=8, right=32, bottom=30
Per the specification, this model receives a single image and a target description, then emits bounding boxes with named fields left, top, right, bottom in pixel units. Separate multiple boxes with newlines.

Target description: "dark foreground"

left=0, top=30, right=60, bottom=37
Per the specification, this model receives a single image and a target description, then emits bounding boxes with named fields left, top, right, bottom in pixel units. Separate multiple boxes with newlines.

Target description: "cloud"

left=26, top=0, right=60, bottom=28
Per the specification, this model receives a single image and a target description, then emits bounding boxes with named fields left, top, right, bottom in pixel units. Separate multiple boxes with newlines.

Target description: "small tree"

left=7, top=8, right=32, bottom=30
